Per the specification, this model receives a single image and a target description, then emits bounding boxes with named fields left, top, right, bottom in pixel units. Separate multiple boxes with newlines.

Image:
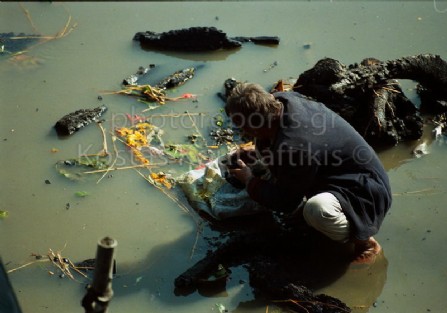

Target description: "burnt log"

left=294, top=54, right=447, bottom=145
left=154, top=66, right=198, bottom=90
left=54, top=105, right=107, bottom=136
left=133, top=27, right=279, bottom=52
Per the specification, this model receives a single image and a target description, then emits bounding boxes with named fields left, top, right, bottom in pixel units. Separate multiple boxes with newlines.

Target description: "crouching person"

left=225, top=83, right=392, bottom=264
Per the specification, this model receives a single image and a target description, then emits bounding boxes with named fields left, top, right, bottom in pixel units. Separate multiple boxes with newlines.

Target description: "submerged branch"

left=7, top=259, right=49, bottom=274
left=19, top=3, right=39, bottom=33
left=83, top=164, right=160, bottom=174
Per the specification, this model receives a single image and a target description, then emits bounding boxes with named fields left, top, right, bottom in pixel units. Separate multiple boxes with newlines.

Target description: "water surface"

left=1, top=2, right=447, bottom=313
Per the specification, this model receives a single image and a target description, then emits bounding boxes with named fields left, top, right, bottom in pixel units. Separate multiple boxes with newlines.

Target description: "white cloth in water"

left=177, top=157, right=267, bottom=220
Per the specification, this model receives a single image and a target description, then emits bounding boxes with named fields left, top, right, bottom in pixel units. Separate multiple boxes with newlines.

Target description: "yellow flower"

left=150, top=172, right=172, bottom=189
left=136, top=123, right=152, bottom=130
left=116, top=127, right=132, bottom=137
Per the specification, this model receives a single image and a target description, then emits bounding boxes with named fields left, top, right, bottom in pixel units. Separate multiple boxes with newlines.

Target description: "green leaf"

left=75, top=191, right=89, bottom=197
left=0, top=210, right=9, bottom=219
left=164, top=144, right=202, bottom=164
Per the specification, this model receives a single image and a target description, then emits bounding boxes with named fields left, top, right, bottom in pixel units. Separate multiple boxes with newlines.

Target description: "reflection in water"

left=316, top=250, right=388, bottom=313
left=139, top=44, right=243, bottom=62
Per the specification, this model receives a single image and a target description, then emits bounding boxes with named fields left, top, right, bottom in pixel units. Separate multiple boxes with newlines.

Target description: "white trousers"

left=302, top=192, right=351, bottom=243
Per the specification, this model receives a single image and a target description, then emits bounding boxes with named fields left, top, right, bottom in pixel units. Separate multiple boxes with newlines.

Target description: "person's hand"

left=228, top=159, right=253, bottom=185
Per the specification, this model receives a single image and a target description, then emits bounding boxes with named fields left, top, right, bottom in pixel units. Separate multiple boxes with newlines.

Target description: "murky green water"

left=1, top=1, right=446, bottom=312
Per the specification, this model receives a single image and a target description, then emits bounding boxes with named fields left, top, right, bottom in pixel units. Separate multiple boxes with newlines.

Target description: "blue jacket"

left=246, top=92, right=392, bottom=240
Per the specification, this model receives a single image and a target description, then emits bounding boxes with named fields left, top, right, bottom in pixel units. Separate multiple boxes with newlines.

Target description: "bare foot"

left=352, top=237, right=382, bottom=264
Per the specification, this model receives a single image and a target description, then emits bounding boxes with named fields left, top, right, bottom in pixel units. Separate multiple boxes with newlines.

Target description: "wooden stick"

left=83, top=163, right=164, bottom=174
left=186, top=110, right=208, bottom=147
left=19, top=3, right=39, bottom=33
left=68, top=259, right=89, bottom=279
left=134, top=169, right=191, bottom=215
left=7, top=259, right=49, bottom=274
left=189, top=220, right=203, bottom=260
left=146, top=112, right=205, bottom=118
left=97, top=122, right=109, bottom=156
left=96, top=135, right=117, bottom=184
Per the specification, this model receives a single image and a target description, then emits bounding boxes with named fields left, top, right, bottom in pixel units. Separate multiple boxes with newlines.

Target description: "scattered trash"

left=110, top=66, right=200, bottom=108
left=115, top=122, right=165, bottom=165
left=210, top=128, right=234, bottom=146
left=164, top=143, right=208, bottom=165
left=215, top=303, right=226, bottom=313
left=149, top=172, right=175, bottom=189
left=413, top=141, right=429, bottom=158
left=432, top=112, right=447, bottom=144
left=7, top=245, right=91, bottom=283
left=55, top=156, right=110, bottom=181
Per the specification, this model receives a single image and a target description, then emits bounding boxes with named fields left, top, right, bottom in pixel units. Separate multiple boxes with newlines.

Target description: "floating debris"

left=1, top=4, right=77, bottom=68
left=115, top=122, right=165, bottom=165
left=54, top=105, right=108, bottom=136
left=263, top=61, right=278, bottom=72
left=432, top=112, right=447, bottom=142
left=133, top=26, right=279, bottom=52
left=110, top=73, right=198, bottom=108
left=302, top=42, right=312, bottom=49
left=155, top=67, right=196, bottom=90
left=210, top=128, right=234, bottom=146
left=187, top=133, right=201, bottom=144
left=413, top=141, right=429, bottom=158
left=122, top=64, right=156, bottom=86
left=75, top=191, right=89, bottom=197
left=7, top=246, right=90, bottom=283
left=55, top=156, right=110, bottom=180
left=164, top=144, right=208, bottom=165
left=0, top=210, right=9, bottom=219
left=149, top=172, right=175, bottom=189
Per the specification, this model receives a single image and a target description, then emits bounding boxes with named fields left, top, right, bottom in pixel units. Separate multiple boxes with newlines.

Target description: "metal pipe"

left=82, top=237, right=117, bottom=313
